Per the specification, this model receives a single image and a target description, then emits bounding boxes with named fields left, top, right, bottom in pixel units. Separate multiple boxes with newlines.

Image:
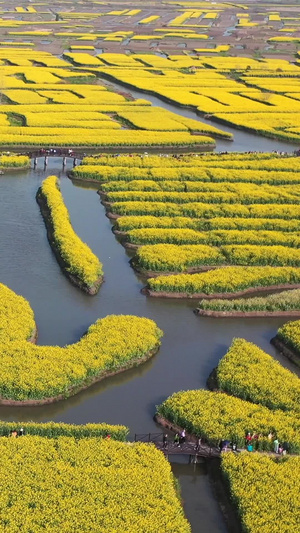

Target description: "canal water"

left=1, top=153, right=299, bottom=532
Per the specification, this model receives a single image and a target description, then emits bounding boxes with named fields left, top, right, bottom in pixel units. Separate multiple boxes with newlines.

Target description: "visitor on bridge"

left=174, top=433, right=180, bottom=447
left=195, top=437, right=201, bottom=452
left=180, top=429, right=186, bottom=445
left=163, top=434, right=168, bottom=450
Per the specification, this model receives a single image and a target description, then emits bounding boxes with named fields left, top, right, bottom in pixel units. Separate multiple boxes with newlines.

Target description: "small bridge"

left=134, top=433, right=220, bottom=461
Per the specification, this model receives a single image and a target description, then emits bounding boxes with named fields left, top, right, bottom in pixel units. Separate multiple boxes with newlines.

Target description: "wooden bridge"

left=134, top=433, right=221, bottom=461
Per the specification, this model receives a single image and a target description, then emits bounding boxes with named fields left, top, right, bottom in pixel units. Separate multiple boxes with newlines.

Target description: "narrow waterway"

left=0, top=159, right=299, bottom=532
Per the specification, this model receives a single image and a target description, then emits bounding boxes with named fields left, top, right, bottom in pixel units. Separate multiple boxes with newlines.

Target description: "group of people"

left=218, top=432, right=290, bottom=455
left=245, top=431, right=289, bottom=454
left=267, top=432, right=289, bottom=455
left=162, top=429, right=187, bottom=449
left=162, top=430, right=204, bottom=453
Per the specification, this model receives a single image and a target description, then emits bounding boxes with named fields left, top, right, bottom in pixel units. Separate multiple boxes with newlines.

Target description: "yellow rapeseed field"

left=0, top=437, right=190, bottom=532
left=40, top=175, right=103, bottom=288
left=222, top=454, right=300, bottom=533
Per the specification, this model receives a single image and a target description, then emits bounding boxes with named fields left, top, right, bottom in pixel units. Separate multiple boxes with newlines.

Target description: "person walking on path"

left=274, top=438, right=279, bottom=454
left=180, top=429, right=186, bottom=445
left=174, top=433, right=180, bottom=447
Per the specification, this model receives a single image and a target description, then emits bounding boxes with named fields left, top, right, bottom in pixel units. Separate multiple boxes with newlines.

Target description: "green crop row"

left=198, top=288, right=300, bottom=313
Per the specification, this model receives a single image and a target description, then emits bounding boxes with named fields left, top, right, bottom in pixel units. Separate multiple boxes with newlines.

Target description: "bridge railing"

left=134, top=433, right=219, bottom=458
left=134, top=432, right=163, bottom=443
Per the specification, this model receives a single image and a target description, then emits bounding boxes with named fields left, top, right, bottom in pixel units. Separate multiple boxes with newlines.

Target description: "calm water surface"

left=1, top=157, right=298, bottom=532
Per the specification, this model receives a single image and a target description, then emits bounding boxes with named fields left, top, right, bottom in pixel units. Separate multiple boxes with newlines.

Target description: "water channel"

left=1, top=114, right=300, bottom=531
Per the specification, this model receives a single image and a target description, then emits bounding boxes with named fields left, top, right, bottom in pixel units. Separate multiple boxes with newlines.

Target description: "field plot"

left=0, top=49, right=217, bottom=148
left=72, top=152, right=300, bottom=306
left=222, top=454, right=300, bottom=533
left=0, top=280, right=162, bottom=403
left=1, top=0, right=300, bottom=59
left=0, top=1, right=299, bottom=145
left=0, top=436, right=190, bottom=532
left=94, top=57, right=300, bottom=143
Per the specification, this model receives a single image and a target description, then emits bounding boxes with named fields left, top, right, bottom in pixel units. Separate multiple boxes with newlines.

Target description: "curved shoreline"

left=36, top=189, right=103, bottom=295
left=28, top=326, right=38, bottom=344
left=0, top=165, right=31, bottom=173
left=143, top=283, right=300, bottom=298
left=0, top=344, right=160, bottom=406
left=270, top=336, right=300, bottom=367
left=195, top=309, right=300, bottom=318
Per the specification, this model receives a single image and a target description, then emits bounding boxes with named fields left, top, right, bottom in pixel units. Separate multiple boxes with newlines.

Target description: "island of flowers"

left=0, top=313, right=162, bottom=403
left=0, top=282, right=162, bottom=403
left=0, top=154, right=30, bottom=169
left=0, top=433, right=190, bottom=532
left=272, top=319, right=300, bottom=366
left=0, top=282, right=36, bottom=343
left=215, top=338, right=300, bottom=412
left=221, top=453, right=300, bottom=533
left=37, top=175, right=103, bottom=294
